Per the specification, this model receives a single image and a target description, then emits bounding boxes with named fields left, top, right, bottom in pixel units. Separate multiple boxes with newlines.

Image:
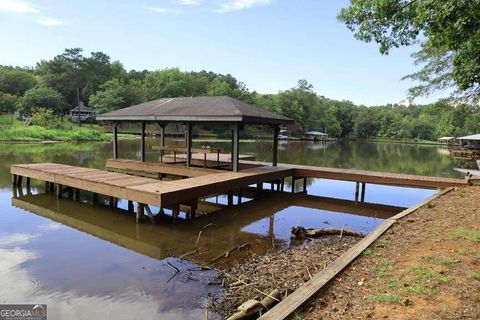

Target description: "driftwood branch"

left=227, top=289, right=282, bottom=320
left=291, top=226, right=364, bottom=240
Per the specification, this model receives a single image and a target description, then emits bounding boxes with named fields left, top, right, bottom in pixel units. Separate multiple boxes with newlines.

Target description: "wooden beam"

left=272, top=125, right=279, bottom=166
left=136, top=203, right=144, bottom=223
left=140, top=121, right=146, bottom=162
left=360, top=182, right=366, bottom=202
left=113, top=123, right=119, bottom=159
left=232, top=124, right=240, bottom=172
left=158, top=122, right=166, bottom=162
left=186, top=123, right=193, bottom=167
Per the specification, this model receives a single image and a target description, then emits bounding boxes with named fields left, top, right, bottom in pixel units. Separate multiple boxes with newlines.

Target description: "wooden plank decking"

left=11, top=163, right=292, bottom=209
left=106, top=158, right=222, bottom=178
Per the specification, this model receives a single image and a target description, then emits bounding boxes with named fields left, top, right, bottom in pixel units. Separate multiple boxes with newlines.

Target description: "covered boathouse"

left=96, top=96, right=294, bottom=171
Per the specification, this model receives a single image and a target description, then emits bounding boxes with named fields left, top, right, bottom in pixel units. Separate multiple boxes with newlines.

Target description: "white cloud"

left=147, top=6, right=181, bottom=14
left=217, top=0, right=273, bottom=12
left=0, top=0, right=38, bottom=13
left=36, top=17, right=65, bottom=26
left=0, top=233, right=37, bottom=246
left=178, top=0, right=201, bottom=5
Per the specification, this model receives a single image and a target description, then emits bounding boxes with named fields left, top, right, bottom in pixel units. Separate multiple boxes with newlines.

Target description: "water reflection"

left=0, top=140, right=454, bottom=319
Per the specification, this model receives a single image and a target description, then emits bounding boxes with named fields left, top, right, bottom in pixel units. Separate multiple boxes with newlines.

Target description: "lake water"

left=0, top=140, right=463, bottom=319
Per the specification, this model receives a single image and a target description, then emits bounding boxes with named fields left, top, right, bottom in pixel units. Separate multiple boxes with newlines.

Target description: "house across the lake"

left=69, top=102, right=96, bottom=123
left=303, top=131, right=329, bottom=142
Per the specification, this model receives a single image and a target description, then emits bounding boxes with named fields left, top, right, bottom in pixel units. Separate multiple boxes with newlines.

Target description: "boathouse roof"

left=459, top=134, right=480, bottom=141
left=96, top=96, right=293, bottom=125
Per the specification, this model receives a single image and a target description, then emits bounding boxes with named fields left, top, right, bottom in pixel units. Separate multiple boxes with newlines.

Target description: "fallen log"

left=227, top=289, right=282, bottom=320
left=291, top=226, right=364, bottom=240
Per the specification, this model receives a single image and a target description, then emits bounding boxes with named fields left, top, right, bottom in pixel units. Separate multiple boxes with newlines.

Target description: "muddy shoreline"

left=209, top=235, right=361, bottom=318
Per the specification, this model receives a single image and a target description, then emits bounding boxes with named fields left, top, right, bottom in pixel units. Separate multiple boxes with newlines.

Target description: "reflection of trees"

left=0, top=140, right=463, bottom=189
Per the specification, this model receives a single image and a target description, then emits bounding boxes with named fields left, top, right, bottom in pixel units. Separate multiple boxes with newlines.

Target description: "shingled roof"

left=96, top=96, right=293, bottom=125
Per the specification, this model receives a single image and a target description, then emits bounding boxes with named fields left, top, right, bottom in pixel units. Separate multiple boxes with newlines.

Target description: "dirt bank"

left=300, top=186, right=480, bottom=320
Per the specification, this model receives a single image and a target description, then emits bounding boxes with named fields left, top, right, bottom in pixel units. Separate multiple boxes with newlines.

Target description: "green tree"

left=16, top=87, right=67, bottom=116
left=89, top=79, right=145, bottom=113
left=0, top=66, right=37, bottom=95
left=338, top=0, right=480, bottom=99
left=0, top=93, right=19, bottom=113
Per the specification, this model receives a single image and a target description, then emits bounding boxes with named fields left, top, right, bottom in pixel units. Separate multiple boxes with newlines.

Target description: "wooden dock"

left=11, top=163, right=292, bottom=222
left=10, top=160, right=468, bottom=224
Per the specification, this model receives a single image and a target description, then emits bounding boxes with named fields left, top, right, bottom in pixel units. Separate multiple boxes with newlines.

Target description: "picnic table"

left=152, top=145, right=225, bottom=167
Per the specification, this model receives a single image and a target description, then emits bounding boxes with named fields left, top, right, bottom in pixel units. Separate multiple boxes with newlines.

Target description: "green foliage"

left=89, top=78, right=145, bottom=113
left=338, top=0, right=480, bottom=99
left=16, top=86, right=67, bottom=116
left=0, top=125, right=109, bottom=141
left=368, top=293, right=401, bottom=304
left=447, top=227, right=480, bottom=242
left=0, top=66, right=37, bottom=95
left=31, top=108, right=64, bottom=129
left=0, top=93, right=19, bottom=113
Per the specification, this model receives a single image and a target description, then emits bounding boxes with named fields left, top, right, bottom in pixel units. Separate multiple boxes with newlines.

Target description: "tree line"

left=0, top=48, right=479, bottom=139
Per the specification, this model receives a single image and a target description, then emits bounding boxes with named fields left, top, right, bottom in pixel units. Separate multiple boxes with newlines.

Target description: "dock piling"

left=12, top=174, right=17, bottom=187
left=136, top=203, right=144, bottom=223
left=128, top=200, right=134, bottom=213
left=361, top=182, right=366, bottom=202
left=354, top=182, right=360, bottom=204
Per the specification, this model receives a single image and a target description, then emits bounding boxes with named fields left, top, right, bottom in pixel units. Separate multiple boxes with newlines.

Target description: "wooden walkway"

left=109, top=158, right=467, bottom=189
left=234, top=161, right=468, bottom=189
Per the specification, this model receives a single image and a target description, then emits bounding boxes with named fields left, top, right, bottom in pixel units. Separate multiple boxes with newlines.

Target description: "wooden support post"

left=26, top=177, right=30, bottom=187
left=227, top=191, right=234, bottom=207
left=140, top=121, right=146, bottom=162
left=55, top=184, right=62, bottom=199
left=172, top=204, right=180, bottom=223
left=361, top=182, right=366, bottom=202
left=49, top=182, right=54, bottom=193
left=232, top=124, right=240, bottom=172
left=109, top=196, right=115, bottom=207
left=12, top=174, right=17, bottom=187
left=272, top=125, right=279, bottom=166
left=270, top=182, right=275, bottom=190
left=68, top=187, right=73, bottom=199
left=93, top=193, right=98, bottom=204
left=45, top=181, right=49, bottom=192
left=186, top=123, right=193, bottom=168
left=190, top=200, right=198, bottom=219
left=257, top=182, right=263, bottom=190
left=17, top=176, right=23, bottom=187
left=281, top=178, right=285, bottom=192
left=238, top=189, right=243, bottom=205
left=291, top=177, right=296, bottom=193
left=144, top=205, right=156, bottom=223
left=355, top=181, right=360, bottom=204
left=113, top=122, right=119, bottom=159
left=75, top=188, right=80, bottom=201
left=136, top=203, right=144, bottom=223
left=303, top=177, right=307, bottom=193
left=128, top=200, right=134, bottom=213
left=159, top=122, right=166, bottom=163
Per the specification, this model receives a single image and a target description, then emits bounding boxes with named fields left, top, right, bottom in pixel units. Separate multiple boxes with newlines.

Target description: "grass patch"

left=374, top=269, right=391, bottom=278
left=362, top=248, right=374, bottom=257
left=0, top=125, right=110, bottom=141
left=454, top=248, right=466, bottom=255
left=447, top=227, right=480, bottom=242
left=387, top=279, right=399, bottom=288
left=440, top=257, right=461, bottom=266
left=381, top=258, right=395, bottom=266
left=369, top=293, right=401, bottom=304
left=467, top=271, right=480, bottom=280
left=410, top=266, right=447, bottom=284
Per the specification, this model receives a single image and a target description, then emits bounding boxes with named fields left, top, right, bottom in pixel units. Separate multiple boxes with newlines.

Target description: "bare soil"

left=300, top=186, right=480, bottom=320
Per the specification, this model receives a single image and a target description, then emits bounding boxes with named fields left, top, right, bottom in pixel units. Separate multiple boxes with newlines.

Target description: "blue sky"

left=0, top=0, right=448, bottom=105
